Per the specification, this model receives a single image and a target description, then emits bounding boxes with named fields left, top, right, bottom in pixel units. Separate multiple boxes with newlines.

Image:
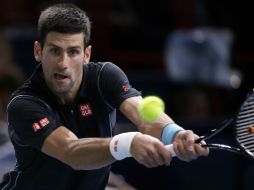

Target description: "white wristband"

left=110, top=132, right=141, bottom=160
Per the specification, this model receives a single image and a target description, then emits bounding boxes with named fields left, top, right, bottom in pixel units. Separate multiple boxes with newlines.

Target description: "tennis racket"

left=166, top=90, right=254, bottom=159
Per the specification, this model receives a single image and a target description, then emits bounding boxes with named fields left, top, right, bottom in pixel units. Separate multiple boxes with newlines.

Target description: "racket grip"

left=165, top=144, right=176, bottom=157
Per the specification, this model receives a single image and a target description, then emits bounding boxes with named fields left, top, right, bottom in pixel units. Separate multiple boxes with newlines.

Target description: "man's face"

left=35, top=32, right=91, bottom=99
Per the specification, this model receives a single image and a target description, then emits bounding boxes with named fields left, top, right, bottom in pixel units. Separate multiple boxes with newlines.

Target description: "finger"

left=184, top=130, right=196, bottom=152
left=142, top=144, right=172, bottom=167
left=154, top=152, right=167, bottom=166
left=174, top=141, right=197, bottom=161
left=160, top=147, right=172, bottom=166
left=138, top=156, right=154, bottom=168
left=194, top=140, right=209, bottom=156
left=142, top=149, right=165, bottom=168
left=147, top=153, right=163, bottom=167
left=148, top=138, right=171, bottom=166
left=174, top=141, right=190, bottom=161
left=155, top=143, right=173, bottom=165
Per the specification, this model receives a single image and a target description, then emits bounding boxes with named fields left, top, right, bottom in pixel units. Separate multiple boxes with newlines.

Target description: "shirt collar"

left=76, top=64, right=88, bottom=98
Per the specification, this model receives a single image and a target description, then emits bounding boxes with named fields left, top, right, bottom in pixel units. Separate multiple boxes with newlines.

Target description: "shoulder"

left=12, top=64, right=46, bottom=98
left=86, top=62, right=120, bottom=73
left=9, top=94, right=47, bottom=105
left=8, top=95, right=52, bottom=115
left=98, top=62, right=126, bottom=78
left=85, top=62, right=126, bottom=83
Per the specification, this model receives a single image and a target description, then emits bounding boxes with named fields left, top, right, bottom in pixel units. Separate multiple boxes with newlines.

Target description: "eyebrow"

left=47, top=43, right=82, bottom=50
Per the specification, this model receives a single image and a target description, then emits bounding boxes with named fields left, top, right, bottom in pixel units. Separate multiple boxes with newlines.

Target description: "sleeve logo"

left=32, top=117, right=50, bottom=132
left=122, top=85, right=129, bottom=92
left=114, top=140, right=119, bottom=152
left=79, top=103, right=93, bottom=117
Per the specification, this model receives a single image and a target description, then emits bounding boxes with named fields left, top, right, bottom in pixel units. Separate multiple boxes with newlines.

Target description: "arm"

left=8, top=95, right=138, bottom=170
left=42, top=126, right=114, bottom=170
left=119, top=96, right=173, bottom=139
left=117, top=96, right=172, bottom=167
left=119, top=96, right=209, bottom=162
left=9, top=95, right=169, bottom=170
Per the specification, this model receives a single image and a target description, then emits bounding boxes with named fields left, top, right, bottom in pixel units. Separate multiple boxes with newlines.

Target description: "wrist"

left=161, top=123, right=184, bottom=145
left=110, top=132, right=141, bottom=160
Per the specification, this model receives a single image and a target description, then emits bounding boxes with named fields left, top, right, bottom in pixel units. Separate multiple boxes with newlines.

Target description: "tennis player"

left=0, top=3, right=208, bottom=190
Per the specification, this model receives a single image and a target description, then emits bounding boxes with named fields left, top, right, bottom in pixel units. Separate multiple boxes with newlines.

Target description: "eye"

left=68, top=49, right=80, bottom=57
left=50, top=47, right=61, bottom=56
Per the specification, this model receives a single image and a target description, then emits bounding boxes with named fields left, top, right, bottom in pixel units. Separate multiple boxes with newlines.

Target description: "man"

left=0, top=3, right=208, bottom=190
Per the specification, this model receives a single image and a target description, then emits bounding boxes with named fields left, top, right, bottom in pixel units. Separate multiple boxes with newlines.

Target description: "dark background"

left=1, top=0, right=254, bottom=189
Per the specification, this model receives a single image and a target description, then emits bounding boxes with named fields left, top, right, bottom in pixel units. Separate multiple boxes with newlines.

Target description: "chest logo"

left=79, top=103, right=93, bottom=117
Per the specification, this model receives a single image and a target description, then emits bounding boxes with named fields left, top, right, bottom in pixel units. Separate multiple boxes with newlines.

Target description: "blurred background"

left=0, top=0, right=254, bottom=189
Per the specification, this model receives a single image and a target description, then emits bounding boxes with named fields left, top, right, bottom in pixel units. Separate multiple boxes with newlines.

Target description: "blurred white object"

left=165, top=27, right=238, bottom=88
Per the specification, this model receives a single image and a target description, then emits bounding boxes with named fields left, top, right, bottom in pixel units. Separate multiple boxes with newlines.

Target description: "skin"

left=107, top=171, right=136, bottom=190
left=34, top=32, right=209, bottom=170
left=34, top=32, right=91, bottom=104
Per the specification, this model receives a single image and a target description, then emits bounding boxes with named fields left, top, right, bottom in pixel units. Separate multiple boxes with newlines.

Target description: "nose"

left=57, top=53, right=69, bottom=70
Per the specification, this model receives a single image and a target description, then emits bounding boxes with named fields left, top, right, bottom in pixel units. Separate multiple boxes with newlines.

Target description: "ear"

left=84, top=45, right=92, bottom=64
left=34, top=41, right=42, bottom=62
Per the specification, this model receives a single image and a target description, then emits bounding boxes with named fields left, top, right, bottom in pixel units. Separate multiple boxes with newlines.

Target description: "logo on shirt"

left=122, top=85, right=129, bottom=92
left=32, top=117, right=50, bottom=132
left=79, top=103, right=93, bottom=117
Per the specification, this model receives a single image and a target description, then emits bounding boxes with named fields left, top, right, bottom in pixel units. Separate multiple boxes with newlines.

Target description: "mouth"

left=53, top=73, right=69, bottom=81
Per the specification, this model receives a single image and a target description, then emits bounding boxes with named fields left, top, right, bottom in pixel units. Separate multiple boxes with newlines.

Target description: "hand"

left=173, top=130, right=209, bottom=162
left=130, top=134, right=172, bottom=168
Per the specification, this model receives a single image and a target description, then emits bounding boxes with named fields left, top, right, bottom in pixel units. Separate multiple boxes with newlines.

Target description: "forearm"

left=64, top=137, right=115, bottom=170
left=120, top=96, right=174, bottom=139
left=65, top=133, right=142, bottom=169
left=42, top=126, right=115, bottom=170
left=137, top=112, right=174, bottom=139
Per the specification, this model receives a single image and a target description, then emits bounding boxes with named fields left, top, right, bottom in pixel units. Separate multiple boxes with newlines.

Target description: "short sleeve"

left=99, top=62, right=141, bottom=108
left=7, top=95, right=62, bottom=150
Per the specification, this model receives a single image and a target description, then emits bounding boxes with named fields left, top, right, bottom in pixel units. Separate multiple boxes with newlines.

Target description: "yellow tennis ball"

left=138, top=96, right=165, bottom=122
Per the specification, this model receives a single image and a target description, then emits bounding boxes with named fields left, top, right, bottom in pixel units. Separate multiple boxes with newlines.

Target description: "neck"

left=58, top=91, right=77, bottom=105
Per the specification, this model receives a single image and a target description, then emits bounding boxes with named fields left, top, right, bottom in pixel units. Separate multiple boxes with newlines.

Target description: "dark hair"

left=38, top=3, right=91, bottom=48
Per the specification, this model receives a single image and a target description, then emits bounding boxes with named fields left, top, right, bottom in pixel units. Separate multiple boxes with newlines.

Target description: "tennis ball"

left=138, top=96, right=165, bottom=122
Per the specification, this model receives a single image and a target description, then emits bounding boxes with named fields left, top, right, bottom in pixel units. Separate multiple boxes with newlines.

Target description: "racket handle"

left=165, top=144, right=176, bottom=157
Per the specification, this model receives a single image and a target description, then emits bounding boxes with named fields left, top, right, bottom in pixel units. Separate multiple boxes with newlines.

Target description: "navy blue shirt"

left=0, top=62, right=141, bottom=190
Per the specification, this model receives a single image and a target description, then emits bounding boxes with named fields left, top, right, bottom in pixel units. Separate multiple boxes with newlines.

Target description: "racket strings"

left=235, top=94, right=254, bottom=156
